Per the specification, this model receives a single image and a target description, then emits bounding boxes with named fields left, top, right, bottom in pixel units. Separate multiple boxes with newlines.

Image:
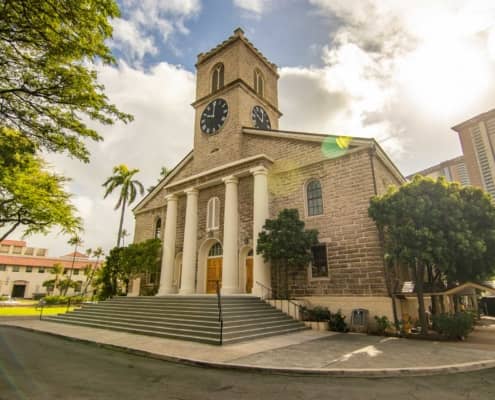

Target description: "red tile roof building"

left=0, top=240, right=101, bottom=299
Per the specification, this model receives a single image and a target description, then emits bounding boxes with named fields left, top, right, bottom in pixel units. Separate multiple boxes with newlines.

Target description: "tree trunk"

left=415, top=261, right=428, bottom=334
left=431, top=295, right=437, bottom=315
left=117, top=193, right=127, bottom=247
left=285, top=263, right=289, bottom=300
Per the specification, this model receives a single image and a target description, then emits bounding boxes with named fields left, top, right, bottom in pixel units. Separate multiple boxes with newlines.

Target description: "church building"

left=133, top=29, right=405, bottom=321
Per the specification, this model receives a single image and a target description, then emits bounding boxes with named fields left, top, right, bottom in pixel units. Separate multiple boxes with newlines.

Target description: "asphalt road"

left=1, top=326, right=495, bottom=400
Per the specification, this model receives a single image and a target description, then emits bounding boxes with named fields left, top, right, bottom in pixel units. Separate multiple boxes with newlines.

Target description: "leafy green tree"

left=58, top=278, right=77, bottom=294
left=42, top=279, right=56, bottom=294
left=0, top=0, right=132, bottom=162
left=95, top=239, right=161, bottom=298
left=0, top=129, right=81, bottom=241
left=103, top=165, right=144, bottom=247
left=121, top=238, right=162, bottom=293
left=257, top=209, right=318, bottom=298
left=95, top=247, right=123, bottom=299
left=442, top=186, right=495, bottom=283
left=369, top=176, right=495, bottom=332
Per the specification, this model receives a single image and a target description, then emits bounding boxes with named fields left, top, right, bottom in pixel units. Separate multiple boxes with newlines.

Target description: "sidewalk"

left=1, top=318, right=495, bottom=377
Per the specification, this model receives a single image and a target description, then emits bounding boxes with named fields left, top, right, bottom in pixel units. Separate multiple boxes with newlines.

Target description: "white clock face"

left=251, top=105, right=271, bottom=129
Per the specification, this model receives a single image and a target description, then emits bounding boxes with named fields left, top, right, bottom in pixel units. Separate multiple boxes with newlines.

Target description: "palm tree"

left=82, top=247, right=104, bottom=297
left=103, top=165, right=144, bottom=247
left=43, top=262, right=63, bottom=295
left=51, top=263, right=64, bottom=295
left=63, top=235, right=83, bottom=296
left=120, top=229, right=130, bottom=246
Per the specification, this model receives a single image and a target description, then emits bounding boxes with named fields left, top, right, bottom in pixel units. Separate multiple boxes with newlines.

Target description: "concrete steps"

left=44, top=295, right=309, bottom=344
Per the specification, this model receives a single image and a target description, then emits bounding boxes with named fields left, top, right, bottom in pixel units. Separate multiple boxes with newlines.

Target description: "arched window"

left=207, top=197, right=220, bottom=231
left=211, top=63, right=224, bottom=93
left=154, top=218, right=162, bottom=239
left=208, top=242, right=223, bottom=257
left=306, top=180, right=323, bottom=216
left=253, top=69, right=264, bottom=97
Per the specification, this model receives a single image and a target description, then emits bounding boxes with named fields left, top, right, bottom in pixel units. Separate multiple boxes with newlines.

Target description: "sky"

left=13, top=0, right=495, bottom=257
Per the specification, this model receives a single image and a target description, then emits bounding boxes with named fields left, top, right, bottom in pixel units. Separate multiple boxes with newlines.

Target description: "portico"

left=156, top=157, right=272, bottom=296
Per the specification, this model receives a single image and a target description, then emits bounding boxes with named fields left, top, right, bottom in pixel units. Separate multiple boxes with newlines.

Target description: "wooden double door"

left=206, top=257, right=223, bottom=294
left=206, top=256, right=254, bottom=294
left=245, top=257, right=253, bottom=293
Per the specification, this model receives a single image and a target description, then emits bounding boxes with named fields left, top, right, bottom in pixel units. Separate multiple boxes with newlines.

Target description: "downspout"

left=369, top=145, right=400, bottom=331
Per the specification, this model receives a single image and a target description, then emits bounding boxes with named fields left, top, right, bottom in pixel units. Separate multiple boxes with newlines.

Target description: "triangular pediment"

left=133, top=150, right=194, bottom=214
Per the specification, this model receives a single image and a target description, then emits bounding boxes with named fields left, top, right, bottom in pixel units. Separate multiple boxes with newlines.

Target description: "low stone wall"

left=298, top=296, right=395, bottom=326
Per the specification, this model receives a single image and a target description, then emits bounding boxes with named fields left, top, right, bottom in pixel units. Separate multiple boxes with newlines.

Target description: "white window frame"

left=304, top=179, right=324, bottom=217
left=211, top=63, right=224, bottom=93
left=207, top=197, right=220, bottom=231
left=254, top=69, right=264, bottom=97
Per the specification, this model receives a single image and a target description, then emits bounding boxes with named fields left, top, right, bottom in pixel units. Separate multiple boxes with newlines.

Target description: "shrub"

left=0, top=295, right=9, bottom=301
left=329, top=310, right=348, bottom=332
left=432, top=312, right=475, bottom=340
left=43, top=295, right=68, bottom=305
left=374, top=315, right=391, bottom=335
left=42, top=295, right=85, bottom=305
left=300, top=306, right=331, bottom=322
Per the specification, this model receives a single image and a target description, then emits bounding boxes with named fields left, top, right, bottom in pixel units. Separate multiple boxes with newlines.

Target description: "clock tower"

left=191, top=28, right=282, bottom=173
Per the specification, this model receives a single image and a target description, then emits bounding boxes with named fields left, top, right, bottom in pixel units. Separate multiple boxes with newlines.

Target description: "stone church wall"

left=133, top=208, right=164, bottom=244
left=372, top=153, right=403, bottom=195
left=269, top=148, right=388, bottom=297
left=169, top=156, right=195, bottom=182
left=242, top=133, right=324, bottom=165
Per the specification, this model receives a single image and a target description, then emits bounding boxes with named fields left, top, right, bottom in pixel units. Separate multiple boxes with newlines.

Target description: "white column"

left=250, top=166, right=270, bottom=296
left=157, top=194, right=178, bottom=295
left=180, top=188, right=199, bottom=294
left=221, top=175, right=240, bottom=294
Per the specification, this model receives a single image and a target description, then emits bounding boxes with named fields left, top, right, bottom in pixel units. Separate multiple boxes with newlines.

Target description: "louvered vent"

left=471, top=125, right=495, bottom=197
left=454, top=162, right=470, bottom=186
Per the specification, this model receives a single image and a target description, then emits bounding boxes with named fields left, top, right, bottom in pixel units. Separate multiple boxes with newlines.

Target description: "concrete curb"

left=3, top=324, right=495, bottom=378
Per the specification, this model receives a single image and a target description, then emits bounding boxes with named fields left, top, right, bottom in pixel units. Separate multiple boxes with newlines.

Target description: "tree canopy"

left=257, top=208, right=318, bottom=298
left=0, top=0, right=132, bottom=162
left=369, top=175, right=495, bottom=331
left=0, top=129, right=81, bottom=241
left=95, top=239, right=161, bottom=298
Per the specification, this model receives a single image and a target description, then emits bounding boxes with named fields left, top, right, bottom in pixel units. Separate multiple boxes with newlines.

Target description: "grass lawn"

left=0, top=306, right=80, bottom=317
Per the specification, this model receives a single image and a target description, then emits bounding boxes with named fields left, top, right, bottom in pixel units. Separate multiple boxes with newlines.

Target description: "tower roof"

left=196, top=28, right=278, bottom=75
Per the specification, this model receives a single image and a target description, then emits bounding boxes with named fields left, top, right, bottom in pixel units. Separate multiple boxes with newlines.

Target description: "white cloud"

left=111, top=18, right=158, bottom=60
left=24, top=61, right=195, bottom=256
left=233, top=0, right=270, bottom=15
left=280, top=0, right=495, bottom=173
left=112, top=0, right=201, bottom=62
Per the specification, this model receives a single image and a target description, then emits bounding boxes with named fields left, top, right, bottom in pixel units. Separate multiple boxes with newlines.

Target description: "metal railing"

left=37, top=294, right=84, bottom=320
left=255, top=281, right=301, bottom=320
left=215, top=280, right=223, bottom=345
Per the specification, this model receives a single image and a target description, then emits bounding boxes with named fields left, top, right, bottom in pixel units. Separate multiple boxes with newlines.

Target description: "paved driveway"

left=1, top=326, right=495, bottom=400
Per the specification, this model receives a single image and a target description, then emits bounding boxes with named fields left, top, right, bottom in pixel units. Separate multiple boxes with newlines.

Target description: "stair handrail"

left=255, top=281, right=302, bottom=321
left=216, top=280, right=223, bottom=345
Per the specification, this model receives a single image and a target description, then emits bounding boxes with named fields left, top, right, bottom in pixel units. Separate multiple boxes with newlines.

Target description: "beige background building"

left=407, top=155, right=470, bottom=185
left=0, top=240, right=99, bottom=299
left=133, top=29, right=407, bottom=321
left=452, top=109, right=495, bottom=197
